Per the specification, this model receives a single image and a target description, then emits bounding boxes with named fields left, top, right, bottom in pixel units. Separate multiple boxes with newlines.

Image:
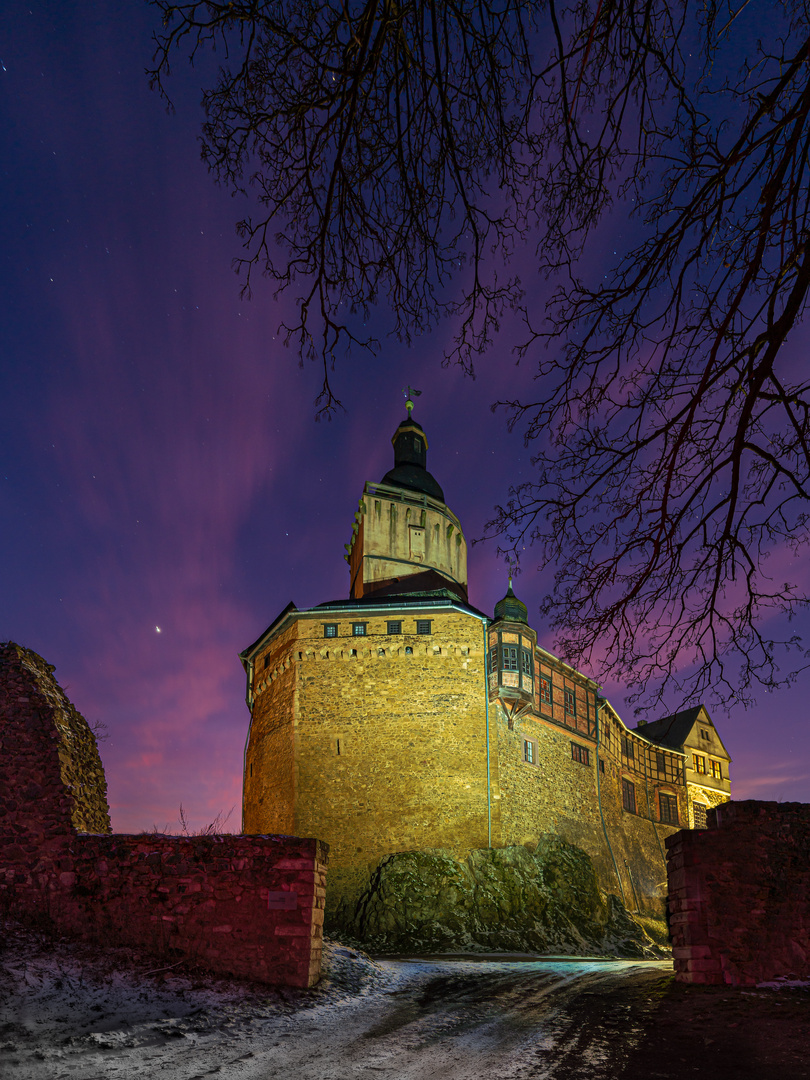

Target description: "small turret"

left=488, top=576, right=536, bottom=708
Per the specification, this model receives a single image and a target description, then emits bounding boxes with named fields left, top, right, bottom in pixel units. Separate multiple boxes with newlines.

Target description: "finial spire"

left=403, top=385, right=422, bottom=416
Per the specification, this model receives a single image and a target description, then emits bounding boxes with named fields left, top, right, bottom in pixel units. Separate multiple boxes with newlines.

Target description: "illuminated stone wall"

left=686, top=782, right=730, bottom=829
left=243, top=606, right=696, bottom=923
left=667, top=801, right=810, bottom=985
left=497, top=700, right=683, bottom=916
left=244, top=607, right=491, bottom=921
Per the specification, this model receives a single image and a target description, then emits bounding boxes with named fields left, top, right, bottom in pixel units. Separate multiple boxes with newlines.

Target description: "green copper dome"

left=493, top=579, right=528, bottom=624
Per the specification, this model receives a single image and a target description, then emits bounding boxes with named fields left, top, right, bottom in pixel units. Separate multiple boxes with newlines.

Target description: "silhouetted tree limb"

left=150, top=1, right=810, bottom=707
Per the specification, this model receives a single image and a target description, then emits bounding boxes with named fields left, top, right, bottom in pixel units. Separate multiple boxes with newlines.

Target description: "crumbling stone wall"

left=667, top=800, right=810, bottom=985
left=0, top=642, right=110, bottom=840
left=0, top=642, right=328, bottom=988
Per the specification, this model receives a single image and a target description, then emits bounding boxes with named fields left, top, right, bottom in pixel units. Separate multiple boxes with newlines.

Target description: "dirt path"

left=1, top=928, right=808, bottom=1079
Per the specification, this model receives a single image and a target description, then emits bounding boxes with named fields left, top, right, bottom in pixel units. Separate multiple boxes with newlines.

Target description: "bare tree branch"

left=150, top=1, right=810, bottom=708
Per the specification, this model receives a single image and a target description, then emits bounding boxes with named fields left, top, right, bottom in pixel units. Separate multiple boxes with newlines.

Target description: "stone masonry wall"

left=499, top=708, right=680, bottom=915
left=667, top=800, right=810, bottom=985
left=245, top=609, right=491, bottom=925
left=1, top=643, right=328, bottom=988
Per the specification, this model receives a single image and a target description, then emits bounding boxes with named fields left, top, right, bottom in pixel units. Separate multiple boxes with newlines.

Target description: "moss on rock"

left=342, top=836, right=664, bottom=957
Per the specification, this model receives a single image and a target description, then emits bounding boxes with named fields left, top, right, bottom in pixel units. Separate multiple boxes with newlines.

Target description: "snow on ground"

left=0, top=923, right=672, bottom=1080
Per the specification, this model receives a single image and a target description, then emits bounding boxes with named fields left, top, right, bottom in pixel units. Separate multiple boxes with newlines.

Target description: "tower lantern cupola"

left=381, top=417, right=445, bottom=502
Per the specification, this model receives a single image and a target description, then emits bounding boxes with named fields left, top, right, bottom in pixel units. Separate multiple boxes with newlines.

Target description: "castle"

left=240, top=408, right=731, bottom=923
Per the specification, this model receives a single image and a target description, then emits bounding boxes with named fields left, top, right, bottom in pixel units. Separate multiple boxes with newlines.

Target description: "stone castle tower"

left=241, top=413, right=731, bottom=924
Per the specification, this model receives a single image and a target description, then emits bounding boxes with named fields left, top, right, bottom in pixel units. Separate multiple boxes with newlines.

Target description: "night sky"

left=3, top=2, right=808, bottom=834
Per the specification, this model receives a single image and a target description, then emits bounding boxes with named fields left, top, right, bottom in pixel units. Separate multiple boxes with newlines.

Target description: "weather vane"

left=403, top=386, right=422, bottom=415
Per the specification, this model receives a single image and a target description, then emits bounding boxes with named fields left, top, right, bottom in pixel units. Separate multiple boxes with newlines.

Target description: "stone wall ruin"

left=667, top=800, right=810, bottom=985
left=0, top=642, right=327, bottom=988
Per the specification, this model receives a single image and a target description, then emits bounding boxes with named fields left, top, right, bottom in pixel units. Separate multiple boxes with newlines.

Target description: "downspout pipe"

left=240, top=656, right=255, bottom=834
left=595, top=696, right=626, bottom=905
left=468, top=612, right=492, bottom=848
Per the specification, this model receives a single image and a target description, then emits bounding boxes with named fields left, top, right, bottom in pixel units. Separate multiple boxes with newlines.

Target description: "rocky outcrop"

left=344, top=837, right=662, bottom=957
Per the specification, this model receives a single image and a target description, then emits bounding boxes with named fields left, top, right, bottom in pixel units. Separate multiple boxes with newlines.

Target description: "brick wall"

left=666, top=800, right=810, bottom=985
left=1, top=643, right=328, bottom=988
left=46, top=834, right=325, bottom=987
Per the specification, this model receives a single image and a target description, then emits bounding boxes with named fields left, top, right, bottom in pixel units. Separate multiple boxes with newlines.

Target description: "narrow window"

left=564, top=687, right=576, bottom=716
left=622, top=778, right=637, bottom=814
left=600, top=759, right=605, bottom=774
left=387, top=620, right=402, bottom=635
left=660, top=793, right=679, bottom=825
left=693, top=803, right=708, bottom=829
left=700, top=728, right=710, bottom=740
left=521, top=649, right=533, bottom=676
left=571, top=743, right=590, bottom=766
left=523, top=739, right=537, bottom=765
left=656, top=751, right=666, bottom=775
left=710, top=760, right=722, bottom=779
left=488, top=646, right=498, bottom=674
left=621, top=736, right=635, bottom=761
left=352, top=623, right=367, bottom=636
left=416, top=620, right=432, bottom=635
left=323, top=623, right=338, bottom=638
left=539, top=676, right=552, bottom=705
left=692, top=753, right=707, bottom=774
left=502, top=646, right=518, bottom=671
left=263, top=655, right=271, bottom=669
left=336, top=739, right=341, bottom=756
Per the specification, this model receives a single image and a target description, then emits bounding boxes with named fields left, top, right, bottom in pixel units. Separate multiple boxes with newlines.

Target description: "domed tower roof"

left=380, top=416, right=445, bottom=502
left=493, top=578, right=528, bottom=624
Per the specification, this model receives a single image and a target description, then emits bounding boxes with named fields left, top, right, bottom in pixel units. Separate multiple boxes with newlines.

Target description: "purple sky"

left=2, top=2, right=808, bottom=835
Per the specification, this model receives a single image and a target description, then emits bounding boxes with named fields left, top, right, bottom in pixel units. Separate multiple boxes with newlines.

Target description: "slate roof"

left=634, top=706, right=705, bottom=750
